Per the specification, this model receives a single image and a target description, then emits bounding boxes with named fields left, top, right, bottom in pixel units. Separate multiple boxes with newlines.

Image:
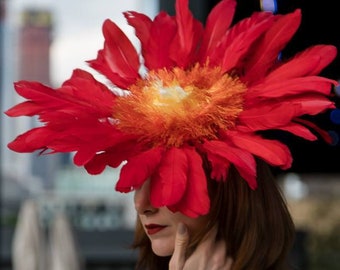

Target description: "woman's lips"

left=145, top=224, right=167, bottom=235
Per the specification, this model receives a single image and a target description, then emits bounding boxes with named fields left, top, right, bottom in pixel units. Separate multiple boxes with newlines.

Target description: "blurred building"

left=1, top=9, right=56, bottom=242
left=19, top=9, right=52, bottom=84
left=2, top=8, right=55, bottom=196
left=18, top=9, right=60, bottom=190
left=0, top=0, right=6, bottom=173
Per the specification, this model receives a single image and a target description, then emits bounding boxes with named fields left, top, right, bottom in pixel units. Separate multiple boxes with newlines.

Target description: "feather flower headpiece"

left=6, top=0, right=337, bottom=217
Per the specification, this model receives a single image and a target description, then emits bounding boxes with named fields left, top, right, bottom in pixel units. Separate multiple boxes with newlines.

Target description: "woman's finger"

left=224, top=257, right=233, bottom=270
left=169, top=223, right=189, bottom=270
left=206, top=240, right=227, bottom=270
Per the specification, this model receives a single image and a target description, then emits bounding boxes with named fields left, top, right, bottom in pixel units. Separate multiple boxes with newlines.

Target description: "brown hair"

left=132, top=159, right=295, bottom=270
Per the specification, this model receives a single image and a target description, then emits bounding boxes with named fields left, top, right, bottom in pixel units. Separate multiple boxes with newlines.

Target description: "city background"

left=0, top=0, right=339, bottom=269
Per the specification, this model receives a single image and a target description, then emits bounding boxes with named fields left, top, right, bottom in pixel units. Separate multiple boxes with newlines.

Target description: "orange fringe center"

left=113, top=64, right=246, bottom=147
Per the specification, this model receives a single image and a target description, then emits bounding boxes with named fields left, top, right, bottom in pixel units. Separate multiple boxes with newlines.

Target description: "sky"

left=8, top=0, right=158, bottom=85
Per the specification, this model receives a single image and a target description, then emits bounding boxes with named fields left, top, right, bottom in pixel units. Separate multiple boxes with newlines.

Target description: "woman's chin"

left=151, top=241, right=174, bottom=257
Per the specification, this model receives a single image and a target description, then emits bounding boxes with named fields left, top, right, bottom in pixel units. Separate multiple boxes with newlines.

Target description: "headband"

left=5, top=0, right=337, bottom=217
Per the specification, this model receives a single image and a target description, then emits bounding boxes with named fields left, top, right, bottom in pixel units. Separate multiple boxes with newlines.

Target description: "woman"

left=5, top=0, right=337, bottom=269
left=133, top=160, right=294, bottom=270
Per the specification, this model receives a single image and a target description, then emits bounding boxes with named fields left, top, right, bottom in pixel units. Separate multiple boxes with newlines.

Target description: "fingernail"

left=178, top=223, right=187, bottom=235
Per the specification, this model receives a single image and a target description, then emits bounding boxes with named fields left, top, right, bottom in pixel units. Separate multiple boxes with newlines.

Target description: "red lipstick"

left=145, top=224, right=167, bottom=235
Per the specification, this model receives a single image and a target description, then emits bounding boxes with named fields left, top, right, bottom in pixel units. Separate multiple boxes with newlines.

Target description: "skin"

left=134, top=180, right=209, bottom=256
left=134, top=180, right=233, bottom=269
left=170, top=224, right=233, bottom=270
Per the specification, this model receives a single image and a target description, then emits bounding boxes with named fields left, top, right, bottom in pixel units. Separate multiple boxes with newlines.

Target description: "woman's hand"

left=169, top=223, right=233, bottom=270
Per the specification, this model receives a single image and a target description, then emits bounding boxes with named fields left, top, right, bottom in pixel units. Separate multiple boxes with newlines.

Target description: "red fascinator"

left=5, top=0, right=337, bottom=217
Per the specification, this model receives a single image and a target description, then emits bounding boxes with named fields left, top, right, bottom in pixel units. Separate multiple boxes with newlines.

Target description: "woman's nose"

left=134, top=180, right=157, bottom=215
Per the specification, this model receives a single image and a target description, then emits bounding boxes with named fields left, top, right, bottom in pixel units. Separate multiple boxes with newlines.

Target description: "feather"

left=221, top=12, right=273, bottom=50
left=238, top=102, right=299, bottom=131
left=62, top=69, right=117, bottom=106
left=84, top=154, right=107, bottom=175
left=292, top=95, right=335, bottom=116
left=265, top=45, right=338, bottom=82
left=169, top=146, right=209, bottom=217
left=116, top=147, right=164, bottom=192
left=7, top=71, right=125, bottom=157
left=227, top=132, right=292, bottom=169
left=169, top=0, right=203, bottom=67
left=5, top=100, right=40, bottom=117
left=240, top=96, right=334, bottom=132
left=5, top=70, right=117, bottom=118
left=87, top=19, right=140, bottom=87
left=85, top=139, right=144, bottom=175
left=7, top=81, right=135, bottom=167
left=202, top=140, right=257, bottom=189
left=206, top=11, right=273, bottom=69
left=124, top=11, right=153, bottom=69
left=124, top=11, right=152, bottom=51
left=243, top=9, right=301, bottom=83
left=5, top=81, right=65, bottom=117
left=150, top=147, right=188, bottom=207
left=199, top=0, right=236, bottom=59
left=145, top=12, right=177, bottom=69
left=196, top=141, right=230, bottom=181
left=295, top=118, right=333, bottom=144
left=247, top=76, right=336, bottom=99
left=73, top=147, right=97, bottom=167
left=7, top=127, right=52, bottom=153
left=87, top=50, right=136, bottom=89
left=277, top=122, right=317, bottom=141
left=202, top=146, right=231, bottom=181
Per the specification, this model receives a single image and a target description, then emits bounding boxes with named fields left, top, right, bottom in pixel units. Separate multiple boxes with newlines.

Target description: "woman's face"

left=134, top=180, right=209, bottom=256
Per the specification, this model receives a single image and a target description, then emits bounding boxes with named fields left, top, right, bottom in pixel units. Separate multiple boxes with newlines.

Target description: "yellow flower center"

left=113, top=64, right=247, bottom=147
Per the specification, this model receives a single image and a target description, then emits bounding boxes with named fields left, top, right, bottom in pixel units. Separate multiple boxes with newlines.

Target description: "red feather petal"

left=116, top=147, right=164, bottom=193
left=73, top=148, right=100, bottom=167
left=6, top=70, right=117, bottom=119
left=150, top=147, right=188, bottom=207
left=265, top=45, right=338, bottom=82
left=84, top=154, right=108, bottom=175
left=60, top=69, right=117, bottom=116
left=6, top=68, right=142, bottom=173
left=87, top=51, right=135, bottom=89
left=208, top=12, right=274, bottom=70
left=295, top=118, right=333, bottom=144
left=124, top=11, right=152, bottom=52
left=243, top=9, right=301, bottom=83
left=199, top=0, right=236, bottom=60
left=291, top=95, right=335, bottom=116
left=277, top=122, right=317, bottom=141
left=227, top=132, right=292, bottom=169
left=5, top=101, right=40, bottom=117
left=247, top=76, right=336, bottom=100
left=72, top=127, right=137, bottom=165
left=145, top=12, right=177, bottom=69
left=202, top=140, right=257, bottom=189
left=206, top=151, right=231, bottom=182
left=7, top=127, right=52, bottom=153
left=238, top=103, right=299, bottom=131
left=169, top=146, right=209, bottom=217
left=169, top=0, right=203, bottom=67
left=5, top=81, right=63, bottom=117
left=196, top=142, right=230, bottom=181
left=87, top=19, right=140, bottom=87
left=84, top=140, right=144, bottom=175
left=241, top=96, right=334, bottom=132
